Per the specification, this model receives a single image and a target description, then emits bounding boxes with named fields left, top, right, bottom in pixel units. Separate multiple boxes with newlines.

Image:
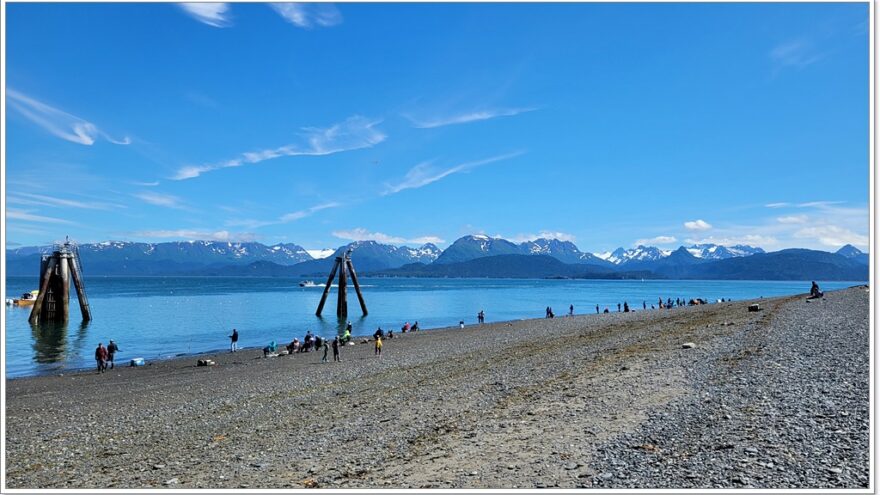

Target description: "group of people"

left=94, top=340, right=120, bottom=373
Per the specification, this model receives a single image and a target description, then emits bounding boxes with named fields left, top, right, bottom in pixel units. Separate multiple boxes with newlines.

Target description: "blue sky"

left=4, top=2, right=870, bottom=255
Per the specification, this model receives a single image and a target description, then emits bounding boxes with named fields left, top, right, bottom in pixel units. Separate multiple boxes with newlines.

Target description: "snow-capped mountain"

left=685, top=244, right=766, bottom=260
left=836, top=244, right=869, bottom=265
left=433, top=235, right=521, bottom=264
left=597, top=243, right=764, bottom=265
left=519, top=238, right=611, bottom=266
left=595, top=245, right=673, bottom=265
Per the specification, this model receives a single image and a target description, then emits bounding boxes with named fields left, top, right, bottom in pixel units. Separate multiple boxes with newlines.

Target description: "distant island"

left=5, top=235, right=869, bottom=281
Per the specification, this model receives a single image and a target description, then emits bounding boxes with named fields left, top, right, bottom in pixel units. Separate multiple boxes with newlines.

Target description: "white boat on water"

left=299, top=280, right=318, bottom=287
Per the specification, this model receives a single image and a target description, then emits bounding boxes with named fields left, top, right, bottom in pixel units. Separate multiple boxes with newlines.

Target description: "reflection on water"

left=29, top=320, right=90, bottom=364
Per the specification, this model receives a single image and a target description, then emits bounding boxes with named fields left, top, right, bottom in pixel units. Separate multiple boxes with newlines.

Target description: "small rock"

left=828, top=467, right=843, bottom=474
left=682, top=342, right=696, bottom=349
left=564, top=462, right=579, bottom=470
left=153, top=464, right=166, bottom=470
left=164, top=478, right=179, bottom=485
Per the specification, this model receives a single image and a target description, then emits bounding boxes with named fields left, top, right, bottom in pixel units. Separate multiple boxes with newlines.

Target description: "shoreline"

left=5, top=286, right=869, bottom=489
left=5, top=284, right=863, bottom=380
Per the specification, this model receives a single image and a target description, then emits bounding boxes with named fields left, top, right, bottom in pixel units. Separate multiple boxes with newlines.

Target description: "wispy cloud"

left=172, top=116, right=385, bottom=180
left=793, top=225, right=868, bottom=248
left=7, top=89, right=131, bottom=146
left=8, top=192, right=124, bottom=210
left=129, top=229, right=258, bottom=242
left=405, top=107, right=536, bottom=129
left=777, top=215, right=809, bottom=224
left=270, top=3, right=342, bottom=28
left=129, top=180, right=161, bottom=187
left=227, top=202, right=342, bottom=229
left=770, top=39, right=824, bottom=69
left=765, top=202, right=791, bottom=208
left=7, top=209, right=76, bottom=225
left=683, top=219, right=712, bottom=231
left=383, top=151, right=524, bottom=195
left=332, top=228, right=444, bottom=245
left=634, top=235, right=677, bottom=246
left=134, top=191, right=188, bottom=210
left=509, top=231, right=577, bottom=243
left=178, top=3, right=231, bottom=27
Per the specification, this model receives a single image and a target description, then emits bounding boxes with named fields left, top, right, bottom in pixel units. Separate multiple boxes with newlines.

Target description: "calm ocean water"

left=4, top=276, right=862, bottom=378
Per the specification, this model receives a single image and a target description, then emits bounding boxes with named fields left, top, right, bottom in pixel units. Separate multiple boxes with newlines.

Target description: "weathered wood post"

left=28, top=238, right=92, bottom=324
left=346, top=258, right=368, bottom=316
left=315, top=249, right=368, bottom=317
left=336, top=256, right=348, bottom=318
left=315, top=257, right=341, bottom=316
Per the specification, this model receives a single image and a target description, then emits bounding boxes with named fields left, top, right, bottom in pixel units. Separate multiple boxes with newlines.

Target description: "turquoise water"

left=3, top=276, right=861, bottom=377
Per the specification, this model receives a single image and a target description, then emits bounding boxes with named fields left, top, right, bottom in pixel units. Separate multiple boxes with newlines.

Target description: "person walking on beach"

left=106, top=339, right=120, bottom=369
left=321, top=339, right=329, bottom=363
left=643, top=301, right=646, bottom=310
left=375, top=336, right=383, bottom=357
left=229, top=329, right=239, bottom=353
left=596, top=304, right=599, bottom=314
left=569, top=304, right=574, bottom=316
left=95, top=343, right=108, bottom=373
left=332, top=336, right=341, bottom=362
left=617, top=303, right=621, bottom=312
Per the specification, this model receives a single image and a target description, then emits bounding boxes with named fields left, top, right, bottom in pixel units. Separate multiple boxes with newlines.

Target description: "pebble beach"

left=4, top=285, right=869, bottom=489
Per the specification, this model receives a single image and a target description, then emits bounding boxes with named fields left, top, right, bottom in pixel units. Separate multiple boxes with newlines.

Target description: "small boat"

left=299, top=280, right=318, bottom=288
left=13, top=290, right=39, bottom=306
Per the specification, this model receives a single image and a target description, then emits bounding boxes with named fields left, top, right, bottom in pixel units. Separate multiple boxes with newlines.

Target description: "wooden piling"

left=346, top=259, right=368, bottom=316
left=315, top=258, right=341, bottom=316
left=336, top=257, right=348, bottom=318
left=60, top=254, right=70, bottom=322
left=67, top=256, right=92, bottom=322
left=29, top=257, right=57, bottom=324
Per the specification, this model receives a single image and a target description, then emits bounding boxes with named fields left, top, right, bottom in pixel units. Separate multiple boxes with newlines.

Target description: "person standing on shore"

left=643, top=301, right=646, bottom=310
left=95, top=343, right=108, bottom=373
left=106, top=340, right=120, bottom=369
left=623, top=302, right=630, bottom=313
left=617, top=303, right=621, bottom=312
left=229, top=328, right=239, bottom=353
left=412, top=321, right=419, bottom=331
left=569, top=304, right=574, bottom=316
left=332, top=336, right=341, bottom=362
left=321, top=339, right=329, bottom=363
left=375, top=336, right=383, bottom=357
left=596, top=304, right=599, bottom=314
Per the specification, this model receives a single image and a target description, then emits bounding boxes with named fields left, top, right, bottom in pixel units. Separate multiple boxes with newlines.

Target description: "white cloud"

left=383, top=151, right=524, bottom=195
left=227, top=202, right=342, bottom=229
left=129, top=180, right=160, bottom=187
left=777, top=215, right=809, bottom=224
left=129, top=229, right=257, bottom=242
left=793, top=225, right=868, bottom=249
left=178, top=3, right=231, bottom=27
left=7, top=89, right=131, bottom=146
left=509, top=231, right=577, bottom=243
left=8, top=192, right=123, bottom=210
left=270, top=3, right=341, bottom=28
left=332, top=228, right=444, bottom=245
left=765, top=202, right=790, bottom=208
left=406, top=107, right=536, bottom=129
left=134, top=191, right=187, bottom=209
left=172, top=116, right=385, bottom=180
left=7, top=209, right=76, bottom=225
left=683, top=219, right=712, bottom=231
left=634, top=235, right=677, bottom=246
left=770, top=39, right=824, bottom=69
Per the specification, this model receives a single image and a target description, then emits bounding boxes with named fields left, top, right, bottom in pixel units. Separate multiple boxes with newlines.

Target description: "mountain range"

left=4, top=237, right=869, bottom=281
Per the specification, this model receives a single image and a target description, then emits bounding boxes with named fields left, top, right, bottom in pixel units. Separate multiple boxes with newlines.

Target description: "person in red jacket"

left=95, top=343, right=108, bottom=373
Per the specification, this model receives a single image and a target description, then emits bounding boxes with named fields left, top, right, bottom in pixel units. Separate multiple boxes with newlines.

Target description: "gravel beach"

left=4, top=285, right=869, bottom=489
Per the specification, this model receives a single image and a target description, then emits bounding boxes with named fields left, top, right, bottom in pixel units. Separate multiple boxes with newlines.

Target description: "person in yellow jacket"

left=374, top=336, right=383, bottom=357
